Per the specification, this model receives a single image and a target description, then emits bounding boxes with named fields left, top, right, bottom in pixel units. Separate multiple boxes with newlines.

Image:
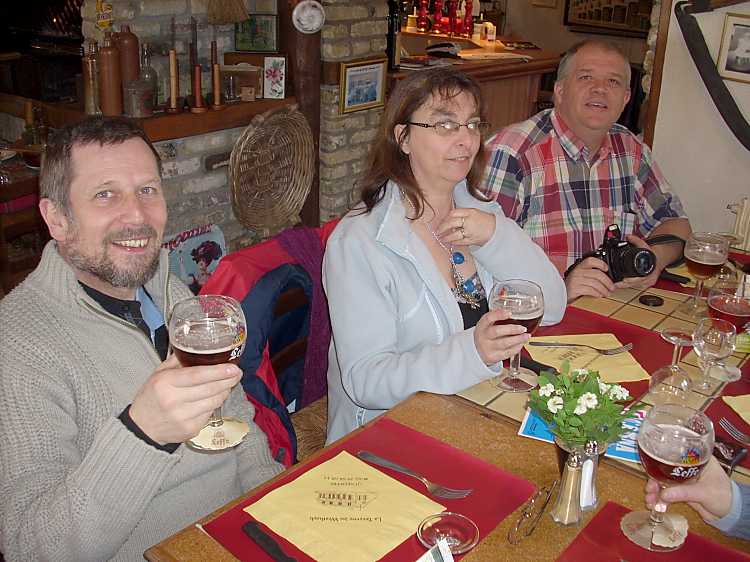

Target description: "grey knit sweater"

left=0, top=242, right=284, bottom=561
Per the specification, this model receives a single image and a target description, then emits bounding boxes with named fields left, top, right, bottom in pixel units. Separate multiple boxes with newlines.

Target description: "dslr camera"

left=581, top=224, right=656, bottom=282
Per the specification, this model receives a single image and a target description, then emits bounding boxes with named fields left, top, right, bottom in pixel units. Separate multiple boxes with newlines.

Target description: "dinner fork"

left=528, top=341, right=633, bottom=356
left=356, top=451, right=473, bottom=499
left=719, top=417, right=750, bottom=446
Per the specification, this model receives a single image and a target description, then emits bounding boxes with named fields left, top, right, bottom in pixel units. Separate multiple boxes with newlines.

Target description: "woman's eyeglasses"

left=407, top=120, right=491, bottom=137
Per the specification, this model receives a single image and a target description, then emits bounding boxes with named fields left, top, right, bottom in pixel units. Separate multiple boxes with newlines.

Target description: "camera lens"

left=633, top=249, right=656, bottom=276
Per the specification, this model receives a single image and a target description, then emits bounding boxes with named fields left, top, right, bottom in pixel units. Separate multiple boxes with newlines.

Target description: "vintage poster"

left=162, top=224, right=226, bottom=295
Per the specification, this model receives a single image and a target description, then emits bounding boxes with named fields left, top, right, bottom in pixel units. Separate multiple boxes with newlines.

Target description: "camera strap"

left=644, top=234, right=686, bottom=268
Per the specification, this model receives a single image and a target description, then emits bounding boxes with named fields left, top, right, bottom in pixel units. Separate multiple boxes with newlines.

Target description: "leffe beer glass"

left=169, top=295, right=248, bottom=451
left=621, top=404, right=714, bottom=552
left=489, top=279, right=544, bottom=392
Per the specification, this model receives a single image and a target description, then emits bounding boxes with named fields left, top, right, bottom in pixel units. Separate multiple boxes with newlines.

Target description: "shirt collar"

left=550, top=109, right=613, bottom=163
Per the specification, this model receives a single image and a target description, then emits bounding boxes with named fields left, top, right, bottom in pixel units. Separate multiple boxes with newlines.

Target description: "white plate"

left=0, top=150, right=17, bottom=162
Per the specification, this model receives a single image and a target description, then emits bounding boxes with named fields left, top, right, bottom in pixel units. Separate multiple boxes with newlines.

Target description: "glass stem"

left=700, top=359, right=714, bottom=390
left=208, top=406, right=224, bottom=427
left=692, top=279, right=705, bottom=308
left=510, top=352, right=521, bottom=377
left=671, top=344, right=681, bottom=367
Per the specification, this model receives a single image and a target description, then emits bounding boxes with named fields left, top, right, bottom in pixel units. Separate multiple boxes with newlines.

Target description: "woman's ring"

left=461, top=217, right=466, bottom=228
left=459, top=226, right=466, bottom=238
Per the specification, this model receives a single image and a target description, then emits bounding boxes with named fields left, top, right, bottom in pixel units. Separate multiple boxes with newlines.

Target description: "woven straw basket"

left=230, top=105, right=314, bottom=230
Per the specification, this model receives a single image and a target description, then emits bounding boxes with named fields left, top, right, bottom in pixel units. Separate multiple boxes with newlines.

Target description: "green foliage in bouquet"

left=528, top=362, right=635, bottom=448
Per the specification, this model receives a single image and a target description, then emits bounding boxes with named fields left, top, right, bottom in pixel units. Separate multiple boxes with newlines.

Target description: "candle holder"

left=166, top=49, right=183, bottom=114
left=416, top=0, right=429, bottom=32
left=432, top=0, right=444, bottom=34
left=448, top=0, right=457, bottom=37
left=189, top=65, right=208, bottom=114
left=463, top=0, right=474, bottom=37
left=211, top=63, right=225, bottom=111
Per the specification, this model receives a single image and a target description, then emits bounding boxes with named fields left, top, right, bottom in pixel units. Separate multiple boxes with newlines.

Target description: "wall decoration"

left=292, top=0, right=326, bottom=34
left=163, top=225, right=226, bottom=295
left=235, top=14, right=278, bottom=52
left=717, top=12, right=750, bottom=85
left=339, top=59, right=387, bottom=114
left=563, top=0, right=652, bottom=38
left=264, top=56, right=286, bottom=99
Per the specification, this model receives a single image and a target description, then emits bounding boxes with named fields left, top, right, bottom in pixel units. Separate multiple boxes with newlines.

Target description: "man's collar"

left=550, top=109, right=613, bottom=163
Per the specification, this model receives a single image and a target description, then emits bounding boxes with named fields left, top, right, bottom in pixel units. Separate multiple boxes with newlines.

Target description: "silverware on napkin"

left=242, top=521, right=298, bottom=562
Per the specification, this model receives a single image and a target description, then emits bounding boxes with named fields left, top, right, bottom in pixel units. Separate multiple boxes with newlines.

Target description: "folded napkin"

left=244, top=451, right=444, bottom=562
left=525, top=334, right=649, bottom=383
left=723, top=395, right=750, bottom=426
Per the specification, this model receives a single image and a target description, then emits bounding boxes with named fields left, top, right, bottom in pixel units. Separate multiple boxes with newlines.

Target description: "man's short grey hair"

left=40, top=116, right=161, bottom=216
left=556, top=39, right=632, bottom=86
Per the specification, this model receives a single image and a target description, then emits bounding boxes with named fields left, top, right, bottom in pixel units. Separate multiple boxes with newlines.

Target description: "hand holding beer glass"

left=169, top=295, right=248, bottom=451
left=677, top=233, right=729, bottom=319
left=621, top=404, right=714, bottom=551
left=489, top=279, right=544, bottom=392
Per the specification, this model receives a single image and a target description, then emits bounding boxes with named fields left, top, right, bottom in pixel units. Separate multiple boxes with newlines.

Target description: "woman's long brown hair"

left=359, top=67, right=489, bottom=219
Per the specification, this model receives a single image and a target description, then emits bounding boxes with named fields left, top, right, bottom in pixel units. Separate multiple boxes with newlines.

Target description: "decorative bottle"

left=117, top=25, right=140, bottom=89
left=140, top=42, right=159, bottom=108
left=82, top=41, right=100, bottom=115
left=387, top=0, right=401, bottom=71
left=98, top=32, right=123, bottom=116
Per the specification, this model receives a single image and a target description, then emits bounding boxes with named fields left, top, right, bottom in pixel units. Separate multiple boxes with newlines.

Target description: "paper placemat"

left=525, top=334, right=650, bottom=383
left=202, top=418, right=536, bottom=561
left=723, top=395, right=750, bottom=426
left=556, top=501, right=750, bottom=561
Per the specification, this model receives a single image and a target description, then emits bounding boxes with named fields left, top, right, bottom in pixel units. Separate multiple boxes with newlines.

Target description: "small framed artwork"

left=532, top=0, right=557, bottom=7
left=339, top=59, right=387, bottom=114
left=264, top=56, right=286, bottom=99
left=717, top=13, right=750, bottom=85
left=235, top=14, right=278, bottom=52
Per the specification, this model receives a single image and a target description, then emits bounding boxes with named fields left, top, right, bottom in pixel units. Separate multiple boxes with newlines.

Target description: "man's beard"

left=64, top=225, right=161, bottom=289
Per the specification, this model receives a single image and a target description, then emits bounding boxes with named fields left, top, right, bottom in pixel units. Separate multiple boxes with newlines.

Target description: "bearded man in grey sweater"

left=0, top=117, right=284, bottom=561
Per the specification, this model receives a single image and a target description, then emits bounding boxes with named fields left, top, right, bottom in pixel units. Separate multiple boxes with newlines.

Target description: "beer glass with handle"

left=489, top=279, right=544, bottom=392
left=169, top=295, right=249, bottom=451
left=621, top=404, right=714, bottom=552
left=676, top=233, right=729, bottom=319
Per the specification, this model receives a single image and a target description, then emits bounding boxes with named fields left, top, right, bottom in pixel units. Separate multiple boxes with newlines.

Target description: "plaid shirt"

left=483, top=109, right=686, bottom=274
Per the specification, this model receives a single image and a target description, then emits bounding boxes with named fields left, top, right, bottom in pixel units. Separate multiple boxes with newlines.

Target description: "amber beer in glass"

left=169, top=295, right=248, bottom=452
left=708, top=292, right=750, bottom=333
left=677, top=233, right=729, bottom=320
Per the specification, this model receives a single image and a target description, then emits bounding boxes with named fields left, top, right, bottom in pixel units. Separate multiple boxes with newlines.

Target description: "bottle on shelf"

left=82, top=40, right=100, bottom=115
left=98, top=32, right=124, bottom=116
left=139, top=42, right=159, bottom=109
left=387, top=0, right=401, bottom=71
left=117, top=25, right=140, bottom=90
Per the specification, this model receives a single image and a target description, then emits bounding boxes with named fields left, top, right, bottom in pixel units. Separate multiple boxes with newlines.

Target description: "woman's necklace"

left=424, top=218, right=481, bottom=310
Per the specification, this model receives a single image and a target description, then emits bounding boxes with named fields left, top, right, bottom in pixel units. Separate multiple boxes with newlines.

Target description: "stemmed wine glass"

left=489, top=279, right=544, bottom=393
left=648, top=329, right=693, bottom=406
left=621, top=404, right=714, bottom=552
left=692, top=317, right=736, bottom=389
left=169, top=295, right=249, bottom=452
left=706, top=281, right=748, bottom=382
left=676, top=233, right=729, bottom=319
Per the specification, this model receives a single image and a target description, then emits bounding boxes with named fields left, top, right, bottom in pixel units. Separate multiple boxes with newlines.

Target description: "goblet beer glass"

left=169, top=295, right=248, bottom=451
left=621, top=404, right=714, bottom=552
left=677, top=233, right=729, bottom=319
left=489, top=279, right=544, bottom=392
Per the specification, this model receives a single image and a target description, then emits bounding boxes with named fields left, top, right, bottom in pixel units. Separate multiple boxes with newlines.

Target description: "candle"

left=168, top=49, right=178, bottom=111
left=212, top=63, right=222, bottom=108
left=211, top=40, right=217, bottom=68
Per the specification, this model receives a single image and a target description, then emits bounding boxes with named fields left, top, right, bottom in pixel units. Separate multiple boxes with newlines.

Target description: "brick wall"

left=80, top=0, right=274, bottom=248
left=319, top=0, right=388, bottom=221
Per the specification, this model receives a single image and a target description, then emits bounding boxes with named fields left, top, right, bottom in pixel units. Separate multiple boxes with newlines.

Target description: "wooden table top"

left=144, top=392, right=749, bottom=561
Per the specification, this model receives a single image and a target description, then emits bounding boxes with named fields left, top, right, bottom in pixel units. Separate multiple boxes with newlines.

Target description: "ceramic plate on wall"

left=292, top=0, right=325, bottom=34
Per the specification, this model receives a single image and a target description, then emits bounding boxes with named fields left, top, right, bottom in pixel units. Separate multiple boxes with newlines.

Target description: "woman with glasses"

left=323, top=67, right=566, bottom=443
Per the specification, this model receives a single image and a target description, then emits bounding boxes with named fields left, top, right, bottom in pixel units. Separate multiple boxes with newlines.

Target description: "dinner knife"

left=242, top=521, right=298, bottom=562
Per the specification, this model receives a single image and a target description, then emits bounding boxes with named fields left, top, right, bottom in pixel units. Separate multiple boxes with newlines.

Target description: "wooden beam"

left=642, top=0, right=674, bottom=147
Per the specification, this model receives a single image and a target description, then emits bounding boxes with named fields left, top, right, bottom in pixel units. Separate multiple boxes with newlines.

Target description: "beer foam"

left=685, top=249, right=726, bottom=265
left=510, top=310, right=543, bottom=321
left=639, top=424, right=708, bottom=466
left=172, top=342, right=237, bottom=355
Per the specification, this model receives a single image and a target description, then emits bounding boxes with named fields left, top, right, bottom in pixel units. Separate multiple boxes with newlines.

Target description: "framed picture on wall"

left=264, top=56, right=286, bottom=98
left=235, top=14, right=278, bottom=52
left=717, top=13, right=750, bottom=85
left=339, top=59, right=387, bottom=114
left=563, top=0, right=652, bottom=38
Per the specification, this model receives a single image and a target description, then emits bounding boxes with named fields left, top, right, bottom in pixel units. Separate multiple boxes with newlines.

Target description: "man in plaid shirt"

left=484, top=40, right=690, bottom=302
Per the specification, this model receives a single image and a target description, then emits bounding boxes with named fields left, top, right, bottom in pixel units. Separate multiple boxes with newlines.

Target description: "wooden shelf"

left=0, top=93, right=297, bottom=143
left=137, top=97, right=297, bottom=142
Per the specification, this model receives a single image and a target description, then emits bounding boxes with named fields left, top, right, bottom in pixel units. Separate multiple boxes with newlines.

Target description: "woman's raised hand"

left=436, top=208, right=495, bottom=247
left=474, top=308, right=530, bottom=366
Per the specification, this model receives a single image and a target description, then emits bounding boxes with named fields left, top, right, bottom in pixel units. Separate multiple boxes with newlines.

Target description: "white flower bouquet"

left=528, top=362, right=634, bottom=448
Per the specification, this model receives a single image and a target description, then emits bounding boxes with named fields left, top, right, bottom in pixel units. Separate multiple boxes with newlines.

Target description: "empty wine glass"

left=676, top=233, right=729, bottom=320
left=621, top=404, right=714, bottom=552
left=692, top=318, right=736, bottom=389
left=489, top=279, right=544, bottom=393
left=649, top=329, right=693, bottom=406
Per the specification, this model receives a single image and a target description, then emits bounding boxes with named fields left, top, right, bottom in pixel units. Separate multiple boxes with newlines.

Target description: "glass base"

left=620, top=510, right=687, bottom=552
left=708, top=362, right=741, bottom=383
left=675, top=299, right=709, bottom=320
left=186, top=416, right=249, bottom=452
left=495, top=367, right=538, bottom=392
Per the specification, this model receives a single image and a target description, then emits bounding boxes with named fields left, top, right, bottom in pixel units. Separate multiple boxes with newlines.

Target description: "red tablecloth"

left=557, top=501, right=750, bottom=561
left=203, top=418, right=535, bottom=561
